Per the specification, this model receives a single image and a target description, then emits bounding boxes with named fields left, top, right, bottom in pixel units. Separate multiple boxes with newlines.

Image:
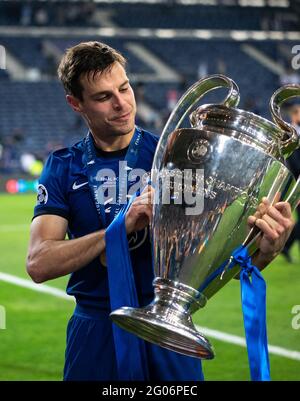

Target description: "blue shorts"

left=63, top=304, right=204, bottom=381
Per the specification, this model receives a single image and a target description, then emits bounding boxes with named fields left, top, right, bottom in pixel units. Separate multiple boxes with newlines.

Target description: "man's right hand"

left=125, top=185, right=154, bottom=234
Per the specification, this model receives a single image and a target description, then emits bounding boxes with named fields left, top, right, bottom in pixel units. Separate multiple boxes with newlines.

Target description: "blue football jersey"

left=33, top=129, right=159, bottom=310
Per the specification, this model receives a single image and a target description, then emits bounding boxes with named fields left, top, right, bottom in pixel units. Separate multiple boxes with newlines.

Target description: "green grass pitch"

left=0, top=193, right=299, bottom=380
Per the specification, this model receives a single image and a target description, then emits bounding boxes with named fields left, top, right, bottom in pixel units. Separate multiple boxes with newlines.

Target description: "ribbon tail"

left=240, top=266, right=271, bottom=381
left=106, top=200, right=150, bottom=381
left=252, top=269, right=271, bottom=380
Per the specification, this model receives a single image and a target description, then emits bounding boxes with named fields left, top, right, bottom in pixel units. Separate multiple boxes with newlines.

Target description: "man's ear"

left=66, top=95, right=82, bottom=113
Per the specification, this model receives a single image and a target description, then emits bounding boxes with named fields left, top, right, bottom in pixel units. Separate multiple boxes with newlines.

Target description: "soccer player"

left=26, top=41, right=294, bottom=381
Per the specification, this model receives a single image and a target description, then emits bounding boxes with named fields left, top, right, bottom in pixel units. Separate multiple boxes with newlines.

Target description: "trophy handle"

left=152, top=74, right=240, bottom=173
left=270, top=84, right=300, bottom=152
left=243, top=85, right=300, bottom=254
left=286, top=174, right=300, bottom=209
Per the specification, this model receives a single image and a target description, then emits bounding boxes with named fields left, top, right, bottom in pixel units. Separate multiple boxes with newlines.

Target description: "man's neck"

left=91, top=128, right=135, bottom=151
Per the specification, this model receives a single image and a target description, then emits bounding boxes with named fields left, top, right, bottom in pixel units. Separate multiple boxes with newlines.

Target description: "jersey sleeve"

left=33, top=152, right=70, bottom=220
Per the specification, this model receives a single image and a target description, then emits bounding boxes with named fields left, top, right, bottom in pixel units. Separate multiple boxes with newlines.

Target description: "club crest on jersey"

left=128, top=227, right=148, bottom=251
left=37, top=184, right=48, bottom=205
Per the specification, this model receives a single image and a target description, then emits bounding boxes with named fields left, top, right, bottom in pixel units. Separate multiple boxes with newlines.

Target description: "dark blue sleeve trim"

left=32, top=207, right=69, bottom=221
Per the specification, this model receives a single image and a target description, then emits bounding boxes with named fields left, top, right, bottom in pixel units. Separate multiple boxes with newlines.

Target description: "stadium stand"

left=0, top=0, right=299, bottom=173
left=0, top=1, right=299, bottom=30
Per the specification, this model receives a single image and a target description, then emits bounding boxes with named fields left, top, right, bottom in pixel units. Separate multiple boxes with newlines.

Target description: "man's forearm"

left=27, top=230, right=106, bottom=283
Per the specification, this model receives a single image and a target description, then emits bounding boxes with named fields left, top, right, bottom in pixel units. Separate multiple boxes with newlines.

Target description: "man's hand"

left=248, top=197, right=295, bottom=269
left=125, top=185, right=154, bottom=234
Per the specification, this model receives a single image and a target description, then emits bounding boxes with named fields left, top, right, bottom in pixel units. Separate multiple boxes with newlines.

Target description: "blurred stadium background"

left=0, top=0, right=300, bottom=381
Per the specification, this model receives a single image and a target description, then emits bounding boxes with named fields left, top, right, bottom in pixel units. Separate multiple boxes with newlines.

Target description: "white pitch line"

left=0, top=272, right=74, bottom=301
left=196, top=325, right=300, bottom=361
left=0, top=271, right=299, bottom=361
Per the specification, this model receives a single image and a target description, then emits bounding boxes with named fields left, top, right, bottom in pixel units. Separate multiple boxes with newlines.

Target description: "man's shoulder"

left=51, top=140, right=84, bottom=160
left=43, top=140, right=85, bottom=178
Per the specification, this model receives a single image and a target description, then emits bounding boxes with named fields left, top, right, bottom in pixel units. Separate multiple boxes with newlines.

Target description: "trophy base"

left=110, top=278, right=214, bottom=359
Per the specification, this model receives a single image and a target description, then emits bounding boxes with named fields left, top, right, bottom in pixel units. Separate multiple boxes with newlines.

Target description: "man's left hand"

left=248, top=197, right=295, bottom=269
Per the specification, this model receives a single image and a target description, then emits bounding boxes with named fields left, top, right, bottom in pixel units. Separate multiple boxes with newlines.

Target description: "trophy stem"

left=110, top=278, right=214, bottom=359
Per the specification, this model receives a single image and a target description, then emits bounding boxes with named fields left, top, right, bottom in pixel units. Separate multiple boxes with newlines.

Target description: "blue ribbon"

left=105, top=194, right=150, bottom=381
left=232, top=245, right=271, bottom=381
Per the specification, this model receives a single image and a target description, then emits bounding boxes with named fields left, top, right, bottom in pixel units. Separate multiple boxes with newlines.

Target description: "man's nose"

left=112, top=93, right=126, bottom=110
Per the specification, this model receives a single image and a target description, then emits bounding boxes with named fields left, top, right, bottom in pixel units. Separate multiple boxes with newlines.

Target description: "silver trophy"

left=110, top=75, right=300, bottom=359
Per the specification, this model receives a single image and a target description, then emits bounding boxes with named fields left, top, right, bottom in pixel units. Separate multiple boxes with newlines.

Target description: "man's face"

left=68, top=62, right=136, bottom=138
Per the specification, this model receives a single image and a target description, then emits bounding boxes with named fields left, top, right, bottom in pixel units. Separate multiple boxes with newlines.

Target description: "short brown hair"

left=57, top=41, right=126, bottom=100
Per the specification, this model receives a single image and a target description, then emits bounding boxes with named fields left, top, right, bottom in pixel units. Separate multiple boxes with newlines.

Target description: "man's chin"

left=112, top=122, right=135, bottom=136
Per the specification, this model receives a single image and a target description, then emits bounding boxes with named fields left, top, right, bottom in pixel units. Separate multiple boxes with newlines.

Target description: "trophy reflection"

left=110, top=75, right=300, bottom=359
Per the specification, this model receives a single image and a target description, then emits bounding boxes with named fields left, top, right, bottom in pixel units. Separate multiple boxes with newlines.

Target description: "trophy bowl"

left=110, top=75, right=300, bottom=359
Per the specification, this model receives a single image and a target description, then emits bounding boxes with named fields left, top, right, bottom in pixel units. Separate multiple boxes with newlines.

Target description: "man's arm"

left=26, top=215, right=106, bottom=283
left=26, top=185, right=153, bottom=284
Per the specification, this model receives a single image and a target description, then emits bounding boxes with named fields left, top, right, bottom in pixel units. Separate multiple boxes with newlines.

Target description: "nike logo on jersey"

left=104, top=197, right=113, bottom=205
left=72, top=181, right=88, bottom=190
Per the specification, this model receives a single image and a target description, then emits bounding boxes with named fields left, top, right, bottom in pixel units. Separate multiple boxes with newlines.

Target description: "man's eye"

left=120, top=87, right=129, bottom=92
left=95, top=96, right=109, bottom=102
